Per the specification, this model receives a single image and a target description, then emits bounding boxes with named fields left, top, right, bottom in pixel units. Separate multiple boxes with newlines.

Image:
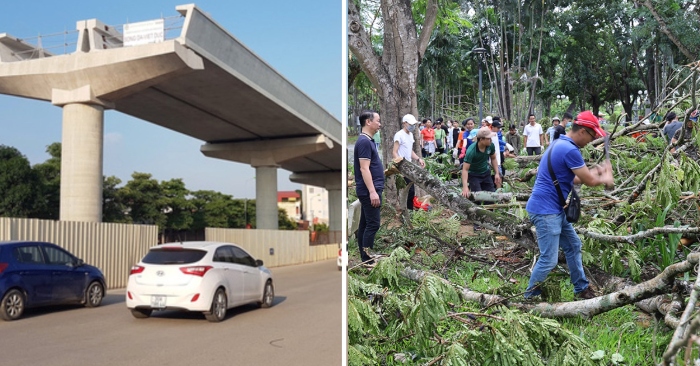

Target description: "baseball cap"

left=476, top=127, right=496, bottom=139
left=574, top=111, right=606, bottom=138
left=552, top=116, right=560, bottom=121
left=482, top=116, right=493, bottom=125
left=436, top=117, right=444, bottom=123
left=402, top=114, right=418, bottom=125
left=491, top=120, right=503, bottom=128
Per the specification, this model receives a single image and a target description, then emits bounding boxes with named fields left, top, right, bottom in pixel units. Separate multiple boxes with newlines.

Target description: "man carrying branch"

left=524, top=111, right=614, bottom=300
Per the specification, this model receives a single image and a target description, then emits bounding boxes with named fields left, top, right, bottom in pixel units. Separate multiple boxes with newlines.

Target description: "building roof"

left=278, top=191, right=300, bottom=202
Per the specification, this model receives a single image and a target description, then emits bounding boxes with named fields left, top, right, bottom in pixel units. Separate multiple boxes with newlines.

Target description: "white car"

left=126, top=241, right=274, bottom=322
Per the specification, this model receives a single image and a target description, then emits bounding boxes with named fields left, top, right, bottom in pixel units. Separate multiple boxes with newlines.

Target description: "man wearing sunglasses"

left=524, top=110, right=614, bottom=301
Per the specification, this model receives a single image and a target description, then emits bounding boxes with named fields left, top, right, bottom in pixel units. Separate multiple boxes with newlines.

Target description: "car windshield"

left=141, top=248, right=207, bottom=264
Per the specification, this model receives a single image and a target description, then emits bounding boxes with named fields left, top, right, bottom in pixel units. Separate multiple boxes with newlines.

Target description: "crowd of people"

left=354, top=107, right=700, bottom=300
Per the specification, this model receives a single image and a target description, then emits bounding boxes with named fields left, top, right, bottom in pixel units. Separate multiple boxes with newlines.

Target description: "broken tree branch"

left=662, top=267, right=700, bottom=365
left=392, top=157, right=537, bottom=250
left=576, top=226, right=700, bottom=244
left=400, top=253, right=700, bottom=320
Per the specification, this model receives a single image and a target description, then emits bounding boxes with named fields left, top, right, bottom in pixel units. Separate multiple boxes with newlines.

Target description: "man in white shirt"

left=393, top=114, right=426, bottom=210
left=523, top=113, right=544, bottom=155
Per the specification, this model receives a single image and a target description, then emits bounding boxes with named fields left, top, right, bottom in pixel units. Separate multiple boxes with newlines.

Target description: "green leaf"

left=590, top=350, right=605, bottom=360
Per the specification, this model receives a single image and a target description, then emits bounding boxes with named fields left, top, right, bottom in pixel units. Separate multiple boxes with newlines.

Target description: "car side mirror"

left=255, top=259, right=263, bottom=267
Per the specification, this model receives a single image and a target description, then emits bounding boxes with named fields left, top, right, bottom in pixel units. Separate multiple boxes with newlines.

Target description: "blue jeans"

left=525, top=212, right=589, bottom=297
left=357, top=192, right=382, bottom=262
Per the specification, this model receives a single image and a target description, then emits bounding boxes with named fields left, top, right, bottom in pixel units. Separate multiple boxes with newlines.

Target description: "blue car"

left=0, top=241, right=106, bottom=320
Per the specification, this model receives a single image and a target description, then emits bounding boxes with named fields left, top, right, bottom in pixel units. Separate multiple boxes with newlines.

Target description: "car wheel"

left=259, top=280, right=274, bottom=308
left=85, top=281, right=104, bottom=308
left=205, top=288, right=227, bottom=322
left=130, top=308, right=152, bottom=319
left=1, top=289, right=25, bottom=321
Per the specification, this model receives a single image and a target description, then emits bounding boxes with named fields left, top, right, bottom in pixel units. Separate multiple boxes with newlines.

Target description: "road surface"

left=0, top=259, right=342, bottom=366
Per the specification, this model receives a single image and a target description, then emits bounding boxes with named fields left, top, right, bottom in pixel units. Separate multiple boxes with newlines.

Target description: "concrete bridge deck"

left=0, top=4, right=341, bottom=230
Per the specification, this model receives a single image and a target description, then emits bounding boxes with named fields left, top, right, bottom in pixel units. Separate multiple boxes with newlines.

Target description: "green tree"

left=190, top=190, right=236, bottom=230
left=0, top=145, right=45, bottom=217
left=102, top=175, right=128, bottom=223
left=278, top=208, right=297, bottom=230
left=161, top=178, right=194, bottom=231
left=348, top=0, right=440, bottom=205
left=120, top=172, right=167, bottom=228
left=32, top=142, right=61, bottom=219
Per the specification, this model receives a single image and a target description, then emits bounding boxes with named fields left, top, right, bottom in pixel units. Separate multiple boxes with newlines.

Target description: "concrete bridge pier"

left=201, top=134, right=334, bottom=231
left=326, top=184, right=342, bottom=232
left=52, top=87, right=115, bottom=222
left=252, top=162, right=279, bottom=230
left=289, top=172, right=342, bottom=232
left=59, top=103, right=104, bottom=222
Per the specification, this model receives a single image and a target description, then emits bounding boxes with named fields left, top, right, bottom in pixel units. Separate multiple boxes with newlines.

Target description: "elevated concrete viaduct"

left=0, top=4, right=341, bottom=230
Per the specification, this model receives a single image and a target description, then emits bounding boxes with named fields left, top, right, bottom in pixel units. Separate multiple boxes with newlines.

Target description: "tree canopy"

left=0, top=143, right=300, bottom=232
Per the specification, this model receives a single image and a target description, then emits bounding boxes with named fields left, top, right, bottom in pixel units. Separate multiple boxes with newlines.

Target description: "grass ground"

left=347, top=206, right=676, bottom=365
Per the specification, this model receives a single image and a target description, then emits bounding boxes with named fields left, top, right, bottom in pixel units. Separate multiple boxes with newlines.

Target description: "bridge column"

left=252, top=161, right=279, bottom=230
left=200, top=135, right=334, bottom=231
left=52, top=86, right=114, bottom=222
left=289, top=172, right=342, bottom=232
left=327, top=184, right=342, bottom=232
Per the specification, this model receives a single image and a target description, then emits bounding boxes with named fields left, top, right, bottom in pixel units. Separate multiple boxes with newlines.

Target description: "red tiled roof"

left=277, top=191, right=300, bottom=202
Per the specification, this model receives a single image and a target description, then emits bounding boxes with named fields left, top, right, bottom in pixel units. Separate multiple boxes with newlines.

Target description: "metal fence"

left=0, top=218, right=157, bottom=289
left=206, top=228, right=338, bottom=268
left=0, top=218, right=340, bottom=289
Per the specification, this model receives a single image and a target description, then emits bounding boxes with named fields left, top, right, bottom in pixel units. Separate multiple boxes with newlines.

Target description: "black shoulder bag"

left=545, top=140, right=581, bottom=223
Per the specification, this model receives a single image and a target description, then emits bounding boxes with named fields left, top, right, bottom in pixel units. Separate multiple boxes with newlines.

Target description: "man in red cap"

left=524, top=111, right=614, bottom=300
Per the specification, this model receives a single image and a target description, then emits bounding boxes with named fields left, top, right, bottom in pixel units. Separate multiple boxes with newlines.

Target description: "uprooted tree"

left=378, top=63, right=700, bottom=365
left=348, top=63, right=700, bottom=365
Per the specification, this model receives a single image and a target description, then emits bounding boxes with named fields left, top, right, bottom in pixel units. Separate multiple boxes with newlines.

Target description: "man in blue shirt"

left=524, top=111, right=614, bottom=300
left=354, top=110, right=384, bottom=265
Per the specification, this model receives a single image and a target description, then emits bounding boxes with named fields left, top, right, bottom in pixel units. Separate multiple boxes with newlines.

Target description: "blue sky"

left=0, top=1, right=341, bottom=199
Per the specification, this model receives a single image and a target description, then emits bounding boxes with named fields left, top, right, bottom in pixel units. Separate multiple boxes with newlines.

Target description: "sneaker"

left=361, top=260, right=376, bottom=269
left=364, top=248, right=384, bottom=259
left=574, top=287, right=596, bottom=300
left=522, top=294, right=542, bottom=304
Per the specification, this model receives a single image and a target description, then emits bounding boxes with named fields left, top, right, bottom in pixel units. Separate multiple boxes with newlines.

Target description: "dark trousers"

left=357, top=192, right=382, bottom=262
left=500, top=151, right=505, bottom=176
left=468, top=172, right=496, bottom=193
left=405, top=177, right=415, bottom=211
left=526, top=147, right=541, bottom=156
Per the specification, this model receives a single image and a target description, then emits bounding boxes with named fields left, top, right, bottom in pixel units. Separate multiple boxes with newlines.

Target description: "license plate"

left=151, top=295, right=166, bottom=308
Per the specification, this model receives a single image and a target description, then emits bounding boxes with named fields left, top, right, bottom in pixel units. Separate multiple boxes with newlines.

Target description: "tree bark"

left=348, top=0, right=439, bottom=207
left=400, top=252, right=700, bottom=320
left=393, top=157, right=537, bottom=250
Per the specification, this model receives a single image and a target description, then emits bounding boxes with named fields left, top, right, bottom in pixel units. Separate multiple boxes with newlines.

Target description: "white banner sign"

left=123, top=19, right=164, bottom=47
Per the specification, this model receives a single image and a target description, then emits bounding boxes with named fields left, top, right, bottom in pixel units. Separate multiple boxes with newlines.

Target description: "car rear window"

left=141, top=248, right=207, bottom=264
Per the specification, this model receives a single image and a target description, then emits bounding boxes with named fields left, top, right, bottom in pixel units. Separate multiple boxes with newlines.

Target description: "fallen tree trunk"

left=392, top=157, right=537, bottom=250
left=400, top=252, right=700, bottom=320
